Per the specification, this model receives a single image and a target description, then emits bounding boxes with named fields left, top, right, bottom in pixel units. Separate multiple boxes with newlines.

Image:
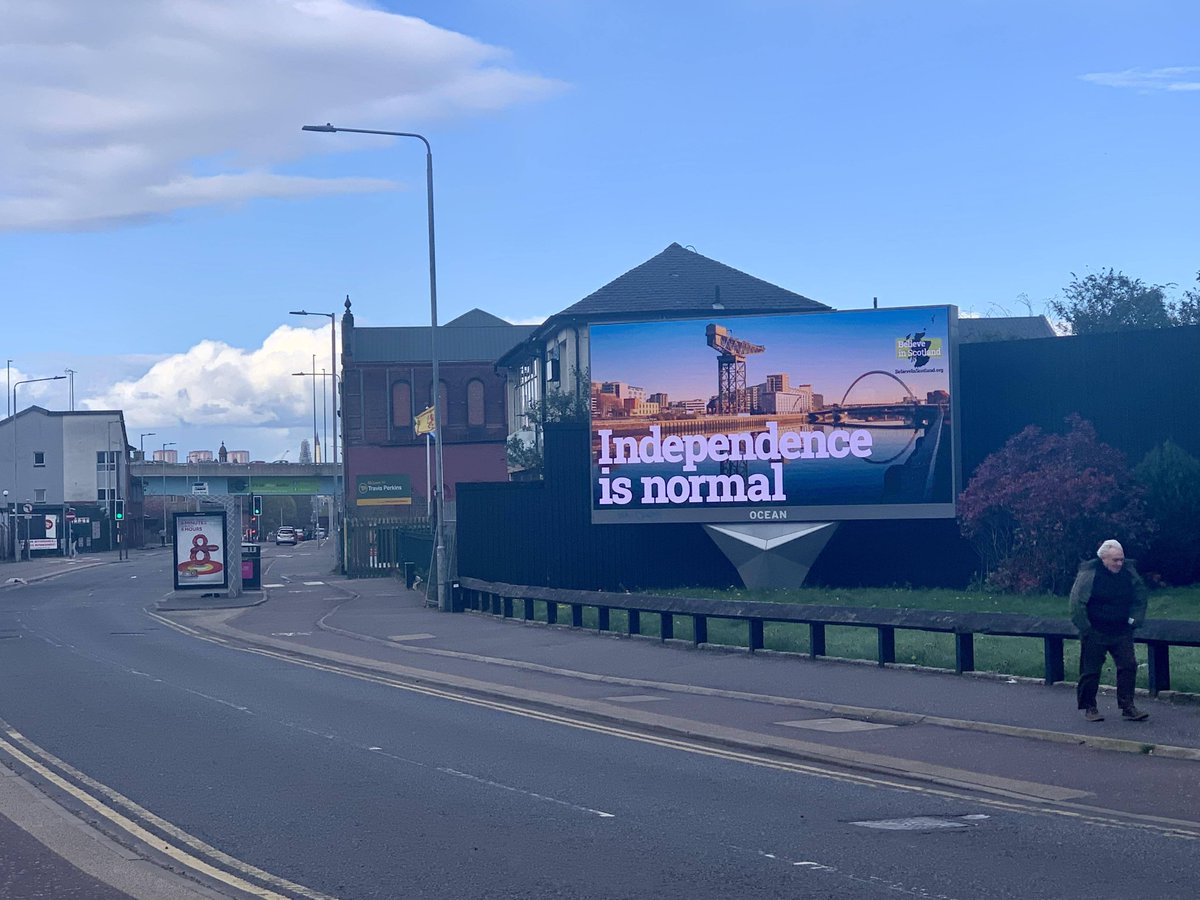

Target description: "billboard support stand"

left=703, top=522, right=838, bottom=589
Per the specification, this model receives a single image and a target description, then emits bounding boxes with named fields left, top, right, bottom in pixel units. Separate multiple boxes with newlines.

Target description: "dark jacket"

left=1069, top=558, right=1148, bottom=636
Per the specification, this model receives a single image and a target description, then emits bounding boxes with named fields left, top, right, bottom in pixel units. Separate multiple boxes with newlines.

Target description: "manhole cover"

left=852, top=814, right=989, bottom=831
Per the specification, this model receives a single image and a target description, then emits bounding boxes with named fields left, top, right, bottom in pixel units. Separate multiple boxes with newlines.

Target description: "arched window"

left=391, top=381, right=412, bottom=429
left=428, top=381, right=449, bottom=426
left=467, top=379, right=485, bottom=426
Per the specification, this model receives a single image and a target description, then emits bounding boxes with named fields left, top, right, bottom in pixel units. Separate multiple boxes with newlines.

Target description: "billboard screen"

left=173, top=511, right=230, bottom=590
left=589, top=306, right=958, bottom=524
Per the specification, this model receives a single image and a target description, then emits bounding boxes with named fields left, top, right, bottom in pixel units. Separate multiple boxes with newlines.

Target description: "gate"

left=343, top=516, right=437, bottom=580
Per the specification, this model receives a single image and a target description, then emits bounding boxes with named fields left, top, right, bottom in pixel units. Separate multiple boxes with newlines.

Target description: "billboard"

left=589, top=306, right=959, bottom=524
left=172, top=511, right=229, bottom=590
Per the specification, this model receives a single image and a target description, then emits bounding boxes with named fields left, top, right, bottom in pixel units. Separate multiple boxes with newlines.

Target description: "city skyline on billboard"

left=588, top=306, right=959, bottom=524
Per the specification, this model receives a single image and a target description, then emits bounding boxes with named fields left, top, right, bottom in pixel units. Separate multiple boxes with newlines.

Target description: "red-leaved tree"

left=958, top=416, right=1153, bottom=594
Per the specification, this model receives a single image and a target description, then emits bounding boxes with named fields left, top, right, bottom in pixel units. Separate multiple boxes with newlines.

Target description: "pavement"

left=4, top=548, right=1200, bottom=896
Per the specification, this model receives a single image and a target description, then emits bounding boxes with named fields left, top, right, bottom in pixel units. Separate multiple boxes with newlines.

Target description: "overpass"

left=131, top=461, right=339, bottom=497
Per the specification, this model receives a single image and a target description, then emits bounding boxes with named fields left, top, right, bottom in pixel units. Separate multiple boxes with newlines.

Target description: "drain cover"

left=852, top=814, right=988, bottom=831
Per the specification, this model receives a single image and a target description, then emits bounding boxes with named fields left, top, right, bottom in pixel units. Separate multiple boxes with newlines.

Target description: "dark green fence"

left=344, top=516, right=435, bottom=579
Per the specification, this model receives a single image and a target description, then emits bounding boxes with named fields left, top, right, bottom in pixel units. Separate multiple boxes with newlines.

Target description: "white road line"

left=436, top=766, right=616, bottom=818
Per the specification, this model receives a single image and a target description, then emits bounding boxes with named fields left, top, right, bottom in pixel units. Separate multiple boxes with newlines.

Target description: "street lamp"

left=302, top=122, right=448, bottom=610
left=161, top=441, right=175, bottom=546
left=12, top=375, right=66, bottom=561
left=11, top=374, right=66, bottom=501
left=140, top=432, right=156, bottom=457
left=290, top=305, right=342, bottom=556
left=292, top=360, right=319, bottom=462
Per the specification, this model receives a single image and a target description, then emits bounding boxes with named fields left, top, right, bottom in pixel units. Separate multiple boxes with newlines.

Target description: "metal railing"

left=455, top=578, right=1200, bottom=695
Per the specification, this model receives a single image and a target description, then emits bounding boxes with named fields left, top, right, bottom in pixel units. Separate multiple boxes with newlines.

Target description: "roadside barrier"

left=455, top=578, right=1200, bottom=695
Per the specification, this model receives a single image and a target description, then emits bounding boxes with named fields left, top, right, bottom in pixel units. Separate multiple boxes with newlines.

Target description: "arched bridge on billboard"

left=131, top=461, right=339, bottom=497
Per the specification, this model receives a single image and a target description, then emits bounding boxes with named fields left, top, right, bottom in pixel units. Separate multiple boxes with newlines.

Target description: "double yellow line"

left=0, top=718, right=332, bottom=900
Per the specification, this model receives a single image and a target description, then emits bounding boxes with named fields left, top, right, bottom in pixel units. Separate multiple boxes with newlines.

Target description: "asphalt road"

left=1, top=546, right=1197, bottom=899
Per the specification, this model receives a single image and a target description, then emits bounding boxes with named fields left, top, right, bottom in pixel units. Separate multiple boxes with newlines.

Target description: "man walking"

left=1069, top=539, right=1149, bottom=722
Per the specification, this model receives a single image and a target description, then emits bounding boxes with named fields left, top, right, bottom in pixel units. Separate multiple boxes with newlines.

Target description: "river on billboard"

left=588, top=306, right=959, bottom=524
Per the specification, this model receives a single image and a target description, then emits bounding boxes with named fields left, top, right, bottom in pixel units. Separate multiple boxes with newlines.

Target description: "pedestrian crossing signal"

left=114, top=499, right=125, bottom=521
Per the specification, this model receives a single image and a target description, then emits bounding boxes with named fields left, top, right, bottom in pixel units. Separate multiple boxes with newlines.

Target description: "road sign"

left=192, top=482, right=209, bottom=496
left=21, top=502, right=32, bottom=514
left=65, top=509, right=76, bottom=522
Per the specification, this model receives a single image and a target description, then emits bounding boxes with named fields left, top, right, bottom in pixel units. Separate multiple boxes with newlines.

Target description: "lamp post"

left=292, top=362, right=319, bottom=463
left=289, top=306, right=342, bottom=557
left=161, top=441, right=175, bottom=547
left=140, top=432, right=156, bottom=458
left=12, top=375, right=66, bottom=561
left=302, top=122, right=447, bottom=610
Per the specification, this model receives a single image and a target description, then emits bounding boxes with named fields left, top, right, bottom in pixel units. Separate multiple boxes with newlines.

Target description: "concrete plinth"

left=703, top=522, right=839, bottom=589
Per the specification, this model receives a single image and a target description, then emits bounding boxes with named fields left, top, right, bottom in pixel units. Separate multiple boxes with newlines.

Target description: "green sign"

left=249, top=477, right=321, bottom=495
left=355, top=475, right=413, bottom=506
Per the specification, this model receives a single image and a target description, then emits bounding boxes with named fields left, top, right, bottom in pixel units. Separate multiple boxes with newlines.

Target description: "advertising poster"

left=29, top=514, right=59, bottom=551
left=172, top=511, right=229, bottom=590
left=589, top=306, right=958, bottom=524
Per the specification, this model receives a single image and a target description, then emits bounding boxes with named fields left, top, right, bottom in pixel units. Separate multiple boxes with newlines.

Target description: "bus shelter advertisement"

left=172, top=511, right=229, bottom=590
left=589, top=306, right=959, bottom=524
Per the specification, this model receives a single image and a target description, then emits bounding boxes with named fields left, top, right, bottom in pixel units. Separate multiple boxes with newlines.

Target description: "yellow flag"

left=414, top=405, right=436, bottom=435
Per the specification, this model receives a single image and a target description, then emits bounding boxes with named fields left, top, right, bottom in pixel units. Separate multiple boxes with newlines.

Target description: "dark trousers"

left=1077, top=630, right=1138, bottom=710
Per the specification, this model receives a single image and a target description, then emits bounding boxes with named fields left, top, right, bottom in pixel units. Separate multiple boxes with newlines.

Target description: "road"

left=1, top=544, right=1197, bottom=899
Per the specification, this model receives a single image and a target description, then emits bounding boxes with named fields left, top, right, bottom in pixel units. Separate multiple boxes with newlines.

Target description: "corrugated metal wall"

left=458, top=327, right=1200, bottom=591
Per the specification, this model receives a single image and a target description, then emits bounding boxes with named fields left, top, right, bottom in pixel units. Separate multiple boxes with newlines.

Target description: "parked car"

left=275, top=526, right=298, bottom=546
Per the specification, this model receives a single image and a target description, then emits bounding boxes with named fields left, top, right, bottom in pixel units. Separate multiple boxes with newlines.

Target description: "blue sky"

left=2, top=0, right=1197, bottom=459
left=591, top=308, right=952, bottom=404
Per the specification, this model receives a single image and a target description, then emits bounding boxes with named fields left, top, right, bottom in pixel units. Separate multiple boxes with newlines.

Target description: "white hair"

left=1097, top=539, right=1124, bottom=559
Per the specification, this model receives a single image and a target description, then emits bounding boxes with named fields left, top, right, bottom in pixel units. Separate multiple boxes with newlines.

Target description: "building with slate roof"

left=339, top=299, right=536, bottom=513
left=496, top=243, right=832, bottom=463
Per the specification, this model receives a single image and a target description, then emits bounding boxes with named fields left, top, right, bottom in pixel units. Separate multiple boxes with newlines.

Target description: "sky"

left=592, top=308, right=952, bottom=405
left=2, top=0, right=1197, bottom=460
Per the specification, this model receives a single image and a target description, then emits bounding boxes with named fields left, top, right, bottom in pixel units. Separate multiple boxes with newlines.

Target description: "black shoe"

left=1121, top=706, right=1149, bottom=721
left=1084, top=707, right=1104, bottom=722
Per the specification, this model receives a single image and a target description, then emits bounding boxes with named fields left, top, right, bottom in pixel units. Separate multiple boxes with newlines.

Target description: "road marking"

left=0, top=723, right=330, bottom=899
left=302, top=581, right=324, bottom=586
left=436, top=766, right=616, bottom=818
left=146, top=613, right=1200, bottom=842
left=602, top=694, right=668, bottom=704
left=263, top=583, right=286, bottom=588
left=387, top=633, right=436, bottom=642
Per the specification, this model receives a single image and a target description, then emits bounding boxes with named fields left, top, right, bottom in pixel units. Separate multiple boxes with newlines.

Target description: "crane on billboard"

left=705, top=323, right=765, bottom=415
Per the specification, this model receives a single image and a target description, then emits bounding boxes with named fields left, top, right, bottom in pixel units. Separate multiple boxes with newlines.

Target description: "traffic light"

left=252, top=494, right=263, bottom=517
left=114, top=499, right=125, bottom=521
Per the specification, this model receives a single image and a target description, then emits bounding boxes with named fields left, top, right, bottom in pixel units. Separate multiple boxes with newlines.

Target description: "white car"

left=275, top=527, right=298, bottom=545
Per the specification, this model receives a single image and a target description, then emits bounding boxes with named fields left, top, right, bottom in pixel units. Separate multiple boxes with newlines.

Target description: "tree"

left=1134, top=441, right=1200, bottom=585
left=1175, top=271, right=1200, bottom=326
left=505, top=366, right=592, bottom=478
left=1049, top=269, right=1174, bottom=334
left=958, top=416, right=1152, bottom=594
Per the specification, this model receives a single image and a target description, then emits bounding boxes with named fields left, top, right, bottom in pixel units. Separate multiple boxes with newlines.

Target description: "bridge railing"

left=454, top=578, right=1200, bottom=695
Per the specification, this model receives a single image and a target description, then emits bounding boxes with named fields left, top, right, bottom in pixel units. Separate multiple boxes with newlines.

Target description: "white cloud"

left=0, top=0, right=565, bottom=231
left=1081, top=67, right=1200, bottom=92
left=80, top=324, right=335, bottom=438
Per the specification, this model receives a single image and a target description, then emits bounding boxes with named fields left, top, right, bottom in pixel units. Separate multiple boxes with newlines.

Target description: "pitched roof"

left=498, top=244, right=830, bottom=367
left=557, top=243, right=828, bottom=320
left=350, top=310, right=536, bottom=364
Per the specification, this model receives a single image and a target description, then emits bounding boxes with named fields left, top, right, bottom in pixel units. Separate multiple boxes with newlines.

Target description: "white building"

left=0, top=407, right=133, bottom=557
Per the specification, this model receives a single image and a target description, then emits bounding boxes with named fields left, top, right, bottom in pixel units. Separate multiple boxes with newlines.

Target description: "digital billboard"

left=173, top=511, right=230, bottom=590
left=589, top=306, right=959, bottom=524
